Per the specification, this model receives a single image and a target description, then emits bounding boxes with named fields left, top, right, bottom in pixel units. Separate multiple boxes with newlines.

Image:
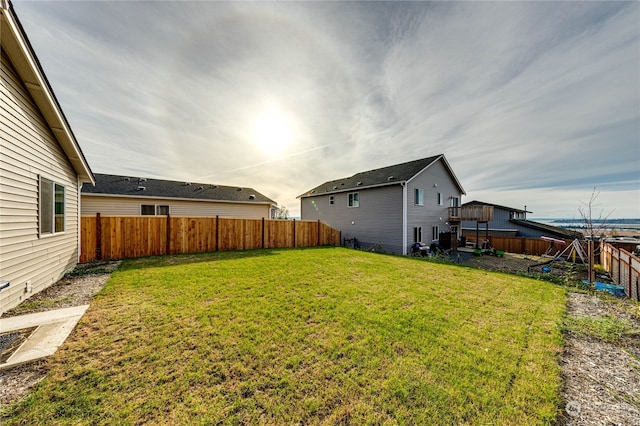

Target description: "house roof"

left=299, top=154, right=465, bottom=198
left=462, top=200, right=532, bottom=214
left=82, top=174, right=277, bottom=205
left=510, top=219, right=582, bottom=239
left=1, top=0, right=94, bottom=184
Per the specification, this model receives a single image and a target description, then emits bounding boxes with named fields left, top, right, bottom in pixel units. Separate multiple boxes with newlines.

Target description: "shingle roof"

left=299, top=154, right=464, bottom=198
left=510, top=219, right=583, bottom=239
left=82, top=174, right=276, bottom=205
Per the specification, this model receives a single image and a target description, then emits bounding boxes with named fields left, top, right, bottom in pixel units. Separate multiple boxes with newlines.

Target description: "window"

left=348, top=192, right=359, bottom=208
left=141, top=204, right=170, bottom=215
left=329, top=196, right=334, bottom=205
left=437, top=192, right=443, bottom=205
left=413, top=226, right=422, bottom=243
left=39, top=176, right=64, bottom=235
left=450, top=196, right=460, bottom=207
left=432, top=226, right=440, bottom=241
left=414, top=188, right=424, bottom=206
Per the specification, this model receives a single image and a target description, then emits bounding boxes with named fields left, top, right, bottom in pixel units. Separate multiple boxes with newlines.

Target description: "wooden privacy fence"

left=601, top=242, right=640, bottom=301
left=80, top=215, right=341, bottom=263
left=466, top=235, right=575, bottom=256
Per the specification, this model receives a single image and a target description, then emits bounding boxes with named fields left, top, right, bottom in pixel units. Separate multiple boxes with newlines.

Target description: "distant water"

left=532, top=218, right=640, bottom=231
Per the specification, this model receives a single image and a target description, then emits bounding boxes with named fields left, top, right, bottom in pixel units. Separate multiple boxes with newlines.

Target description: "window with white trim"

left=348, top=192, right=359, bottom=208
left=39, top=176, right=65, bottom=235
left=432, top=225, right=440, bottom=241
left=141, top=204, right=170, bottom=215
left=437, top=192, right=443, bottom=205
left=413, top=226, right=422, bottom=243
left=414, top=188, right=424, bottom=206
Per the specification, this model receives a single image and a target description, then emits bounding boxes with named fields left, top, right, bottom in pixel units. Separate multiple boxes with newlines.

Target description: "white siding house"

left=81, top=174, right=277, bottom=220
left=1, top=0, right=94, bottom=314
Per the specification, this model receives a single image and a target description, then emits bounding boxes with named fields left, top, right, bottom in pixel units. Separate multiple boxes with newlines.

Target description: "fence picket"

left=81, top=215, right=341, bottom=262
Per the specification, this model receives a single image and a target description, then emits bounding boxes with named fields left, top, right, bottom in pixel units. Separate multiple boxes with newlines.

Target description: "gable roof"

left=462, top=200, right=532, bottom=214
left=1, top=0, right=94, bottom=183
left=82, top=174, right=277, bottom=205
left=299, top=154, right=465, bottom=198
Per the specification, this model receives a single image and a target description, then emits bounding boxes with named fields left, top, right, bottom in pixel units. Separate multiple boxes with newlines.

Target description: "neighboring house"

left=1, top=0, right=95, bottom=314
left=81, top=174, right=277, bottom=219
left=299, top=154, right=466, bottom=255
left=460, top=200, right=582, bottom=240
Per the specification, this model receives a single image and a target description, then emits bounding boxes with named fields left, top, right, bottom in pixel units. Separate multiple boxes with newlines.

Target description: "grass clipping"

left=3, top=248, right=565, bottom=425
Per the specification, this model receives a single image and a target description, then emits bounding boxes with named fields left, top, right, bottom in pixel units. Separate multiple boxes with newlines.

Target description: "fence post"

left=262, top=217, right=265, bottom=249
left=618, top=247, right=622, bottom=284
left=215, top=215, right=219, bottom=252
left=317, top=220, right=321, bottom=246
left=166, top=214, right=171, bottom=255
left=96, top=213, right=102, bottom=261
left=293, top=219, right=297, bottom=248
left=627, top=256, right=637, bottom=299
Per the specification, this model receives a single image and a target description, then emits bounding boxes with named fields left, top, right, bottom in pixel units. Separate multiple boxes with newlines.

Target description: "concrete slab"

left=0, top=305, right=89, bottom=370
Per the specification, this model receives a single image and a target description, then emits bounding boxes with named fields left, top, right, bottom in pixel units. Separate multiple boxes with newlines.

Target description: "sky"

left=12, top=0, right=640, bottom=218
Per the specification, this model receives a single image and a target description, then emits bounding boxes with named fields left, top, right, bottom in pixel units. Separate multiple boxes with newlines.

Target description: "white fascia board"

left=405, top=154, right=466, bottom=196
left=1, top=3, right=94, bottom=184
left=81, top=193, right=274, bottom=206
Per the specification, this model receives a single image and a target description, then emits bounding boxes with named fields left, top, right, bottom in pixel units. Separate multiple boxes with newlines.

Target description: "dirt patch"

left=0, top=261, right=119, bottom=408
left=558, top=293, right=640, bottom=425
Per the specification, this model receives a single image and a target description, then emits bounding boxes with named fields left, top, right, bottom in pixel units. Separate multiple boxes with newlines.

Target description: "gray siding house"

left=82, top=174, right=277, bottom=220
left=1, top=1, right=94, bottom=314
left=299, top=155, right=465, bottom=255
left=460, top=201, right=581, bottom=240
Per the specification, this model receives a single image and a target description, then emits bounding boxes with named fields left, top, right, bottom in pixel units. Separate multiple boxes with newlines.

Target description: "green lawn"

left=3, top=247, right=566, bottom=425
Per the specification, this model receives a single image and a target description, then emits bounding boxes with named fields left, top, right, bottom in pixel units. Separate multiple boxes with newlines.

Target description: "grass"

left=564, top=314, right=639, bottom=344
left=6, top=297, right=72, bottom=315
left=3, top=247, right=566, bottom=425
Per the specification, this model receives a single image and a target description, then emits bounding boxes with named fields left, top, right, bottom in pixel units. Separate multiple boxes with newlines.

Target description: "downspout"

left=402, top=182, right=407, bottom=255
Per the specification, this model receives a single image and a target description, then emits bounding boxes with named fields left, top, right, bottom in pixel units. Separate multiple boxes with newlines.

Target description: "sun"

left=250, top=102, right=295, bottom=156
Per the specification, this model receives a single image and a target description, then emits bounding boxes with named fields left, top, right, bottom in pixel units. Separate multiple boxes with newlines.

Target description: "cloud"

left=13, top=1, right=639, bottom=217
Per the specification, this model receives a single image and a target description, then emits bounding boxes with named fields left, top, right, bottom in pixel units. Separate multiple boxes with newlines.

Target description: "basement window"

left=39, top=176, right=65, bottom=236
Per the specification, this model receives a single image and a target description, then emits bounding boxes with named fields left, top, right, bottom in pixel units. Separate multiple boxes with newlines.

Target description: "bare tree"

left=274, top=205, right=290, bottom=220
left=578, top=188, right=613, bottom=283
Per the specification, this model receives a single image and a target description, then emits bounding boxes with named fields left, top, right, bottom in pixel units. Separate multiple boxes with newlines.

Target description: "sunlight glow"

left=250, top=101, right=296, bottom=156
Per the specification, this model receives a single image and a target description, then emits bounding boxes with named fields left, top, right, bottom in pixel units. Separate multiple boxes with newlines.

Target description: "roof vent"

left=137, top=186, right=146, bottom=191
left=138, top=178, right=147, bottom=182
left=184, top=182, right=191, bottom=186
left=237, top=188, right=242, bottom=191
left=332, top=186, right=338, bottom=190
left=125, top=177, right=131, bottom=181
left=311, top=189, right=316, bottom=194
left=387, top=176, right=394, bottom=180
left=197, top=185, right=204, bottom=190
left=340, top=182, right=345, bottom=185
left=210, top=184, right=218, bottom=189
left=249, top=194, right=256, bottom=200
left=356, top=181, right=362, bottom=186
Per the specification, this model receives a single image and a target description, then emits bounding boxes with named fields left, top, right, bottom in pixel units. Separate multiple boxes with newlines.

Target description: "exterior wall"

left=1, top=52, right=80, bottom=314
left=301, top=185, right=404, bottom=254
left=406, top=160, right=463, bottom=251
left=81, top=194, right=271, bottom=219
left=461, top=206, right=550, bottom=238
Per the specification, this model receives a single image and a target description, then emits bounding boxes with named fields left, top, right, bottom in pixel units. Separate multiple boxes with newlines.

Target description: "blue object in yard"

left=585, top=280, right=626, bottom=298
left=541, top=266, right=551, bottom=273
